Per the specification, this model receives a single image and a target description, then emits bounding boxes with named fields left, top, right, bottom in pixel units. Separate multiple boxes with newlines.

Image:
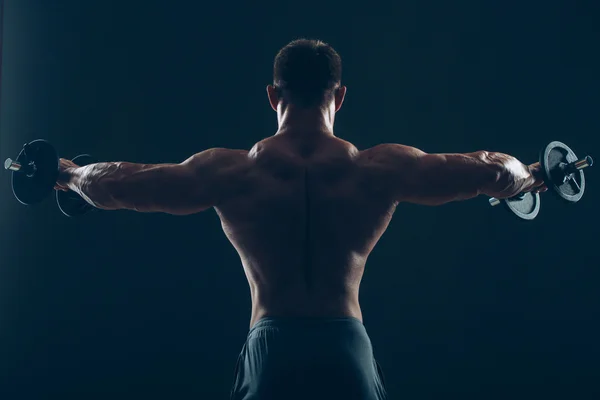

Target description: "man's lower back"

left=230, top=317, right=387, bottom=400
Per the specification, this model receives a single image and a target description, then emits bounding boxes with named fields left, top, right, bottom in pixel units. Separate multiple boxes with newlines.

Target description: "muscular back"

left=215, top=135, right=398, bottom=326
left=85, top=127, right=518, bottom=328
left=84, top=127, right=521, bottom=327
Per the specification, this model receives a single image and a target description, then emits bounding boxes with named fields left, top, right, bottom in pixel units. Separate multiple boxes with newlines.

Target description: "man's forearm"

left=64, top=162, right=128, bottom=210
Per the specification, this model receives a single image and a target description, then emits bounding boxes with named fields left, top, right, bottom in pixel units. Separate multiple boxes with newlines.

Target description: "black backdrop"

left=0, top=1, right=598, bottom=399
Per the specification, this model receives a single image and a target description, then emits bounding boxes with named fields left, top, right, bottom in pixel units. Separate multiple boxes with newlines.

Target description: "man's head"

left=267, top=39, right=346, bottom=113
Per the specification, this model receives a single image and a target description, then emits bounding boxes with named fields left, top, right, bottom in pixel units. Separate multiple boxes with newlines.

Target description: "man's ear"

left=334, top=86, right=347, bottom=112
left=266, top=85, right=279, bottom=112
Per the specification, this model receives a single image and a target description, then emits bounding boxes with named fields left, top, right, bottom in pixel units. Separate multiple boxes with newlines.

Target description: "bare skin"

left=56, top=85, right=546, bottom=327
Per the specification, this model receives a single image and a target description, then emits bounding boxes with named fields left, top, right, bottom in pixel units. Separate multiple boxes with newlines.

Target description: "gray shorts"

left=230, top=317, right=387, bottom=400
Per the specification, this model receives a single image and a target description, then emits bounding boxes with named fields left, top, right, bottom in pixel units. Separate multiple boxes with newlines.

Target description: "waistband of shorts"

left=250, top=316, right=364, bottom=333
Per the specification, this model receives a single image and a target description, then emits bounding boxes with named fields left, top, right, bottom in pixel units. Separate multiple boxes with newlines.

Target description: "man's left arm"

left=58, top=148, right=249, bottom=215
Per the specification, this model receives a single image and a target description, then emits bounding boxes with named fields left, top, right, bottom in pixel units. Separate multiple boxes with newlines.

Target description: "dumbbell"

left=4, top=139, right=98, bottom=217
left=488, top=141, right=593, bottom=220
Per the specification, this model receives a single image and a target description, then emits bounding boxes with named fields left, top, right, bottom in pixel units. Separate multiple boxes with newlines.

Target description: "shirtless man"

left=55, top=39, right=546, bottom=400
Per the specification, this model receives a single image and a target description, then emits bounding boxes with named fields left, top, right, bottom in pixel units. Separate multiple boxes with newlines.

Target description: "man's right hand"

left=526, top=162, right=548, bottom=194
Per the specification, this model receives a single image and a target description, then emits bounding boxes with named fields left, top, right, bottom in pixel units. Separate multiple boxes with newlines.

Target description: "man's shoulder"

left=357, top=143, right=423, bottom=168
left=193, top=147, right=251, bottom=167
left=184, top=148, right=253, bottom=182
left=207, top=147, right=250, bottom=158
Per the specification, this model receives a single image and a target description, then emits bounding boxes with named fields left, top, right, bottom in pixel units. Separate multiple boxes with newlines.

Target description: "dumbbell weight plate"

left=11, top=140, right=59, bottom=205
left=501, top=192, right=541, bottom=221
left=56, top=154, right=98, bottom=217
left=540, top=141, right=585, bottom=203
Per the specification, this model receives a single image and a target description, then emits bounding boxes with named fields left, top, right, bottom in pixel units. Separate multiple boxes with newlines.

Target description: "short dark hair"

left=273, top=39, right=342, bottom=108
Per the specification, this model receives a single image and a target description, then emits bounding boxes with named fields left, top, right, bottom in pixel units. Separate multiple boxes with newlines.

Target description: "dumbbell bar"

left=5, top=158, right=35, bottom=175
left=488, top=156, right=593, bottom=207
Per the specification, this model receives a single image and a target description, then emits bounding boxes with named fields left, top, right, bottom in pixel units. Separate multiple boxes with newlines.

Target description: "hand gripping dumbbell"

left=488, top=141, right=593, bottom=220
left=4, top=139, right=98, bottom=217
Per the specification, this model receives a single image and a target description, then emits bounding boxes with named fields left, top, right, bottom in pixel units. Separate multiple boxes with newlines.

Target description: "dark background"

left=0, top=1, right=598, bottom=399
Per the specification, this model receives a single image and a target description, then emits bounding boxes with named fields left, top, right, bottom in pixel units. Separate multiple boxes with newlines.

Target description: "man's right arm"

left=361, top=143, right=542, bottom=206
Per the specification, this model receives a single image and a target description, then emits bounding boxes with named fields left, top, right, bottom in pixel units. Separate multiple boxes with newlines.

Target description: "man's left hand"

left=54, top=158, right=80, bottom=192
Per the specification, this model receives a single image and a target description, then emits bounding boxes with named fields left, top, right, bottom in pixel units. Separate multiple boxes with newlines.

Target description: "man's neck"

left=275, top=104, right=335, bottom=137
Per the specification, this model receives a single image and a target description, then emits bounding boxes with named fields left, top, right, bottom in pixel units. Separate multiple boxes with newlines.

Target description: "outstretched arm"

left=361, top=144, right=544, bottom=206
left=57, top=148, right=249, bottom=215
